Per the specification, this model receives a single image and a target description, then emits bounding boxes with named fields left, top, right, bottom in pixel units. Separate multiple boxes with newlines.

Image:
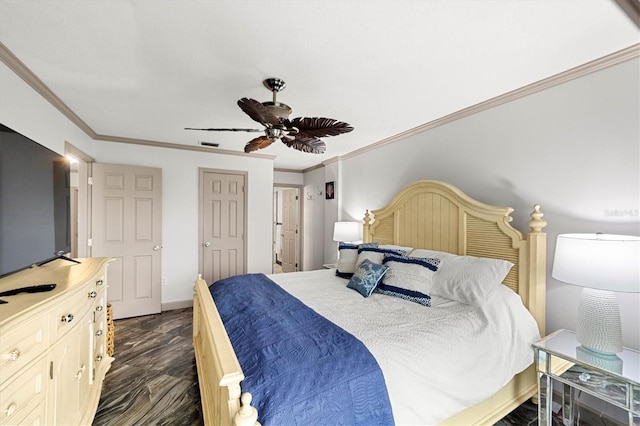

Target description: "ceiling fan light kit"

left=185, top=78, right=353, bottom=154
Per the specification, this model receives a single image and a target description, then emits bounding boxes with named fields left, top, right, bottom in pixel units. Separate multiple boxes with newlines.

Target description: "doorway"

left=91, top=163, right=163, bottom=320
left=199, top=169, right=247, bottom=284
left=273, top=185, right=302, bottom=273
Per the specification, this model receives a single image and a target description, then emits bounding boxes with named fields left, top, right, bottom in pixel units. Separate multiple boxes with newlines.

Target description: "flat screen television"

left=0, top=124, right=71, bottom=278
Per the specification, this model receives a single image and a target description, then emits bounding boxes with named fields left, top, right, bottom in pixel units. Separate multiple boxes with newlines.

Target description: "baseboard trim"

left=162, top=299, right=193, bottom=311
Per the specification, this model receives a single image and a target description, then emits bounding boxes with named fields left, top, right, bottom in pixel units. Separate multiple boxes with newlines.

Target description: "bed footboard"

left=193, top=276, right=260, bottom=426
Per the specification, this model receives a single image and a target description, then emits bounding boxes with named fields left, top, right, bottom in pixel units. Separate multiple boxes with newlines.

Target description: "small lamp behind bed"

left=552, top=233, right=639, bottom=366
left=333, top=221, right=361, bottom=262
left=333, top=221, right=361, bottom=243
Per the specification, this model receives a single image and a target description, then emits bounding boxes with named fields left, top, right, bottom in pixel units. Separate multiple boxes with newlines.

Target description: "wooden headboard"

left=362, top=180, right=547, bottom=335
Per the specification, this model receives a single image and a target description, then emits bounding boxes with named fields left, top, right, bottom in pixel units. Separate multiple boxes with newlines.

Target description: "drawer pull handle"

left=96, top=279, right=104, bottom=286
left=6, top=402, right=17, bottom=417
left=61, top=313, right=74, bottom=323
left=96, top=330, right=103, bottom=336
left=8, top=349, right=20, bottom=361
left=96, top=305, right=104, bottom=311
left=96, top=355, right=103, bottom=362
left=88, top=291, right=97, bottom=298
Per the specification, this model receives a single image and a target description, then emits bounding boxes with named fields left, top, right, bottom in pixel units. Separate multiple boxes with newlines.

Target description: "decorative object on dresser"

left=552, top=233, right=640, bottom=355
left=0, top=257, right=113, bottom=426
left=193, top=180, right=548, bottom=426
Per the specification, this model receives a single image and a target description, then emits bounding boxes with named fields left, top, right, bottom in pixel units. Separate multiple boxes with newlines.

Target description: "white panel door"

left=281, top=188, right=298, bottom=272
left=200, top=170, right=246, bottom=284
left=91, top=163, right=162, bottom=319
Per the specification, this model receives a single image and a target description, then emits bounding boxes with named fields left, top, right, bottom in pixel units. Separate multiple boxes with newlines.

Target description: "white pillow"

left=336, top=243, right=359, bottom=275
left=409, top=249, right=513, bottom=305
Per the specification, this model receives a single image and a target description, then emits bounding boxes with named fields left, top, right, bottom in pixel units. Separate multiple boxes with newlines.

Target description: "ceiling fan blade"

left=286, top=117, right=353, bottom=139
left=238, top=98, right=282, bottom=128
left=244, top=136, right=274, bottom=153
left=184, top=127, right=262, bottom=132
left=282, top=136, right=326, bottom=154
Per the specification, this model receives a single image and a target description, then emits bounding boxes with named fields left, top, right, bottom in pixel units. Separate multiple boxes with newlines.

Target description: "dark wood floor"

left=94, top=308, right=203, bottom=426
left=94, top=307, right=540, bottom=426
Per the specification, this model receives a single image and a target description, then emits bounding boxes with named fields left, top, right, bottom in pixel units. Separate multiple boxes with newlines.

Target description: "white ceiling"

left=1, top=1, right=638, bottom=171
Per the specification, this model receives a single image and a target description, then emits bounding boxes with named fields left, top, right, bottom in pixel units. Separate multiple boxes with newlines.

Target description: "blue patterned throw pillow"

left=347, top=259, right=388, bottom=297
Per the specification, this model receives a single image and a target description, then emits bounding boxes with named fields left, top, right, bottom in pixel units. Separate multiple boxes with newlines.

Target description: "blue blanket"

left=210, top=273, right=394, bottom=425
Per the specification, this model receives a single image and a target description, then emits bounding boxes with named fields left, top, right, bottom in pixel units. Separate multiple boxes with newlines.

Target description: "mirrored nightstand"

left=533, top=329, right=640, bottom=425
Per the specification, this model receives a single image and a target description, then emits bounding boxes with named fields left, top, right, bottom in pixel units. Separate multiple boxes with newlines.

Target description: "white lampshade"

left=552, top=233, right=640, bottom=293
left=552, top=233, right=640, bottom=355
left=333, top=221, right=360, bottom=243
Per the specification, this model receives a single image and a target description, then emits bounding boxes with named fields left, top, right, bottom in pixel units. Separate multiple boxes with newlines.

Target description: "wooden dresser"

left=0, top=257, right=113, bottom=425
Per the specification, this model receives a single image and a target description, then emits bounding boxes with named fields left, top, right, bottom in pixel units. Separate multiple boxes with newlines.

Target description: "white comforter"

left=270, top=269, right=540, bottom=426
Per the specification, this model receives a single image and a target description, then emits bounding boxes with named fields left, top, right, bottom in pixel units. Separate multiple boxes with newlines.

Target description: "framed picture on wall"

left=325, top=182, right=335, bottom=199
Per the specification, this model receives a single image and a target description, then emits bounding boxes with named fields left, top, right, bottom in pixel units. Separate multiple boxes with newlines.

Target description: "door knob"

left=203, top=242, right=211, bottom=247
left=153, top=245, right=161, bottom=251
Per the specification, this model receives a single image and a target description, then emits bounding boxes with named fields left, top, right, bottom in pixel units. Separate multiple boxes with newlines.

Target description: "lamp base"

left=576, top=288, right=622, bottom=355
left=576, top=345, right=623, bottom=374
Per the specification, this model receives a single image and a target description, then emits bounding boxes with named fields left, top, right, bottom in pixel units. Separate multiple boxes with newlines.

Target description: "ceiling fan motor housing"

left=262, top=101, right=292, bottom=120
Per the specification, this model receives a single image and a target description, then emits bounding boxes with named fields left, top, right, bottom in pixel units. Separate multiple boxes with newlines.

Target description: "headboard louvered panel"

left=465, top=214, right=520, bottom=293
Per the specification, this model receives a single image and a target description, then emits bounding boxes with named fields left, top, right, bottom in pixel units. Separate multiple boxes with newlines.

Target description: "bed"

left=193, top=179, right=548, bottom=425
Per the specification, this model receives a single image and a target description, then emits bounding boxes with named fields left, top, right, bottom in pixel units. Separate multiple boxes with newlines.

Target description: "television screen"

left=0, top=124, right=71, bottom=277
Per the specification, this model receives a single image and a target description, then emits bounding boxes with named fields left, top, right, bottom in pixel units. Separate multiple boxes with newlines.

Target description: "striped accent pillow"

left=374, top=254, right=441, bottom=306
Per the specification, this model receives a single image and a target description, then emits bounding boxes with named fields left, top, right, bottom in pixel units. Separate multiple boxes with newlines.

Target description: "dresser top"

left=0, top=257, right=111, bottom=324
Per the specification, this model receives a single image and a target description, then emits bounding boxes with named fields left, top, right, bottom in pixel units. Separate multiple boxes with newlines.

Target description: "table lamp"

left=552, top=233, right=640, bottom=356
left=333, top=221, right=360, bottom=263
left=333, top=221, right=361, bottom=244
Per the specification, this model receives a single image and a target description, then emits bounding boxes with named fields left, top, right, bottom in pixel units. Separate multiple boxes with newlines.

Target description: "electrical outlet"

left=162, top=277, right=167, bottom=286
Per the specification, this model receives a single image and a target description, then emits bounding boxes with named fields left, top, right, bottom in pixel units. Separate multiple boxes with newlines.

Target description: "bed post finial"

left=234, top=392, right=260, bottom=426
left=528, top=205, right=547, bottom=232
left=363, top=209, right=372, bottom=225
left=363, top=210, right=372, bottom=243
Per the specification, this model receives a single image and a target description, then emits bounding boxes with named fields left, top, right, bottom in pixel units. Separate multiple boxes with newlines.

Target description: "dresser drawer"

left=50, top=286, right=93, bottom=341
left=0, top=313, right=49, bottom=380
left=559, top=364, right=634, bottom=409
left=0, top=357, right=47, bottom=425
left=5, top=400, right=46, bottom=426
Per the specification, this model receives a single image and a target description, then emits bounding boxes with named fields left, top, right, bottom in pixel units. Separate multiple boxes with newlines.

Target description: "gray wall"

left=337, top=58, right=640, bottom=349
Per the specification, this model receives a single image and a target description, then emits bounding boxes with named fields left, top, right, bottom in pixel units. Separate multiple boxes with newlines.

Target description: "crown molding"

left=614, top=0, right=640, bottom=28
left=340, top=44, right=640, bottom=162
left=301, top=163, right=325, bottom=173
left=274, top=168, right=303, bottom=174
left=95, top=134, right=276, bottom=160
left=0, top=42, right=98, bottom=139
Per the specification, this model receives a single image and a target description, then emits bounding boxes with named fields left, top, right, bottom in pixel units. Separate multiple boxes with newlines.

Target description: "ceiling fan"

left=185, top=78, right=353, bottom=154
